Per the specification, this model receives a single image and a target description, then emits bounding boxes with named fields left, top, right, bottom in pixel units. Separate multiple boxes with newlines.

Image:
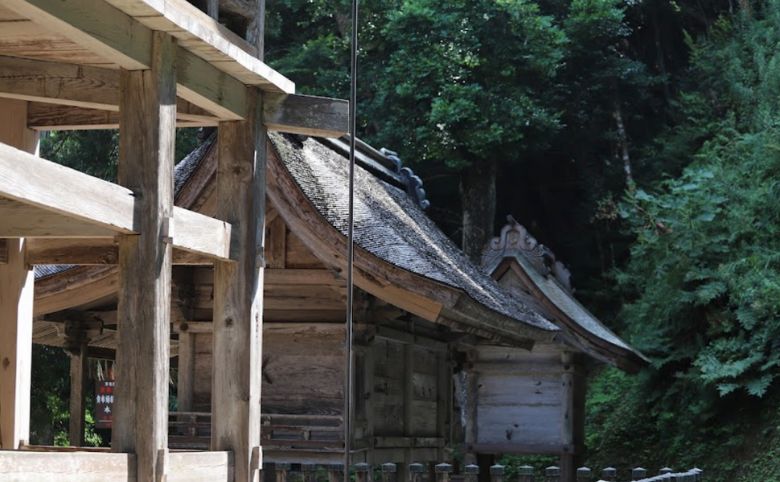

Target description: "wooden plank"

left=2, top=0, right=292, bottom=118
left=0, top=20, right=109, bottom=65
left=0, top=239, right=7, bottom=264
left=475, top=403, right=562, bottom=447
left=0, top=98, right=36, bottom=450
left=0, top=141, right=231, bottom=258
left=0, top=142, right=134, bottom=233
left=0, top=197, right=117, bottom=237
left=0, top=451, right=137, bottom=481
left=27, top=104, right=218, bottom=131
left=124, top=0, right=293, bottom=91
left=263, top=93, right=348, bottom=138
left=176, top=45, right=247, bottom=120
left=25, top=239, right=217, bottom=265
left=212, top=87, right=265, bottom=482
left=0, top=55, right=118, bottom=110
left=169, top=451, right=233, bottom=482
left=111, top=32, right=175, bottom=482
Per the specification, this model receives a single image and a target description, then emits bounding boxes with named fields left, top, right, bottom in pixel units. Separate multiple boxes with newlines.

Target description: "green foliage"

left=619, top=2, right=780, bottom=398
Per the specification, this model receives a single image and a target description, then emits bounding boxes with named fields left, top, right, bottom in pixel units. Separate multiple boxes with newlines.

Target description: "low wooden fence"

left=262, top=462, right=703, bottom=482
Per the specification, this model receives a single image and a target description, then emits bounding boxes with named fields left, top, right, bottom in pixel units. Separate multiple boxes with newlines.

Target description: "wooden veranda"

left=0, top=0, right=346, bottom=480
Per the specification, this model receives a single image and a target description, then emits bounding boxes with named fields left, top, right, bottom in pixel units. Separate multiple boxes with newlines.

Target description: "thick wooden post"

left=112, top=31, right=176, bottom=482
left=560, top=352, right=585, bottom=482
left=0, top=98, right=37, bottom=450
left=212, top=87, right=265, bottom=482
left=65, top=321, right=90, bottom=447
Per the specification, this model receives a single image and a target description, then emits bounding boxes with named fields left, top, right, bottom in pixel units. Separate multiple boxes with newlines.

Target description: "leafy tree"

left=619, top=3, right=780, bottom=398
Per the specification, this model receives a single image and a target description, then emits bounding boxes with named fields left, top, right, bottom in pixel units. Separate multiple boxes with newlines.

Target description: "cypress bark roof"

left=269, top=133, right=557, bottom=332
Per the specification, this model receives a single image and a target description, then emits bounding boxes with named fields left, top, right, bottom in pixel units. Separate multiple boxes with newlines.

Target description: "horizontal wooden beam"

left=27, top=104, right=217, bottom=131
left=0, top=56, right=220, bottom=125
left=0, top=142, right=231, bottom=260
left=0, top=450, right=136, bottom=481
left=26, top=239, right=217, bottom=265
left=0, top=198, right=118, bottom=237
left=2, top=0, right=260, bottom=119
left=263, top=93, right=349, bottom=138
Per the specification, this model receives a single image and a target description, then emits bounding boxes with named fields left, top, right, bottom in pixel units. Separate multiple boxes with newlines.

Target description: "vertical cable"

left=344, top=0, right=359, bottom=480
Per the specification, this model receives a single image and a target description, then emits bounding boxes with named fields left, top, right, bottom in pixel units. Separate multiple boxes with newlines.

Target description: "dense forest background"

left=33, top=0, right=780, bottom=480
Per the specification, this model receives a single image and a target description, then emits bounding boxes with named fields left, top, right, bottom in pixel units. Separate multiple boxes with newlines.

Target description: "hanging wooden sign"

left=95, top=380, right=115, bottom=429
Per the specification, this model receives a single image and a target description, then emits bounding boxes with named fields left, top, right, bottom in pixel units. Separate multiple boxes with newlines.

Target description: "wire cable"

left=344, top=0, right=358, bottom=480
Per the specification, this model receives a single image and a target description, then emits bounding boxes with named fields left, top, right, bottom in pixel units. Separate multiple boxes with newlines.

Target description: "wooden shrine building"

left=0, top=1, right=646, bottom=481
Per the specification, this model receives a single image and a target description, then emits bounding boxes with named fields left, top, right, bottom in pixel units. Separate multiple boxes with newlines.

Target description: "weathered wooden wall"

left=471, top=344, right=564, bottom=453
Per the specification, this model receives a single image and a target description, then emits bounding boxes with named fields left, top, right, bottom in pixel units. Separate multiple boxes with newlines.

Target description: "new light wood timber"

left=0, top=98, right=37, bottom=450
left=26, top=239, right=216, bottom=266
left=0, top=239, right=34, bottom=449
left=211, top=87, right=265, bottom=482
left=168, top=450, right=234, bottom=482
left=263, top=93, right=349, bottom=138
left=111, top=32, right=175, bottom=482
left=2, top=0, right=292, bottom=121
left=0, top=142, right=231, bottom=258
left=0, top=451, right=137, bottom=481
left=27, top=104, right=218, bottom=131
left=0, top=198, right=117, bottom=238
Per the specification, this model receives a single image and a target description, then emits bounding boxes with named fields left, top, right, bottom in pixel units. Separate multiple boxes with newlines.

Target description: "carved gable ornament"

left=481, top=215, right=573, bottom=292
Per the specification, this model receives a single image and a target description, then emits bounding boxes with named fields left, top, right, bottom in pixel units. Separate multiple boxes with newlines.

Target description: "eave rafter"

left=0, top=142, right=232, bottom=262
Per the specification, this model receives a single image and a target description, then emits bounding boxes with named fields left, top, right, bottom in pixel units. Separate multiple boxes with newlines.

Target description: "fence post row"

left=544, top=466, right=560, bottom=482
left=600, top=467, right=616, bottom=482
left=490, top=464, right=505, bottom=482
left=409, top=462, right=425, bottom=482
left=355, top=463, right=371, bottom=482
left=576, top=467, right=592, bottom=481
left=517, top=464, right=534, bottom=482
left=261, top=461, right=700, bottom=482
left=464, top=464, right=479, bottom=482
left=631, top=468, right=647, bottom=481
left=381, top=463, right=397, bottom=482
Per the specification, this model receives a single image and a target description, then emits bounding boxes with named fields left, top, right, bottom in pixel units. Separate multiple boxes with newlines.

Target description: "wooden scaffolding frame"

left=0, top=1, right=347, bottom=481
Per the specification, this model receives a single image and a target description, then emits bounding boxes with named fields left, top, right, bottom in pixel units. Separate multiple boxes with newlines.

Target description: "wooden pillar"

left=112, top=32, right=176, bottom=482
left=560, top=352, right=585, bottom=482
left=211, top=87, right=265, bottom=482
left=65, top=321, right=90, bottom=447
left=0, top=98, right=38, bottom=450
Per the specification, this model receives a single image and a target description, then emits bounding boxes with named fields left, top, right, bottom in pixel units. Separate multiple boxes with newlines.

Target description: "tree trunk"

left=460, top=158, right=497, bottom=264
left=613, top=102, right=634, bottom=188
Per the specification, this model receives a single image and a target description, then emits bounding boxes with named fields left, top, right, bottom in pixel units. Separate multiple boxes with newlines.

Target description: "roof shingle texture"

left=270, top=133, right=557, bottom=331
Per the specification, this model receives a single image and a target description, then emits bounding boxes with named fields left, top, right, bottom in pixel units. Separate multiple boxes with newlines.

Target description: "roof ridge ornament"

left=482, top=215, right=573, bottom=292
left=381, top=148, right=430, bottom=210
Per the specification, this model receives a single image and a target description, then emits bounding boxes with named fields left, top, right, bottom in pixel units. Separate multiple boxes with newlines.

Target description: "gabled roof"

left=482, top=216, right=648, bottom=371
